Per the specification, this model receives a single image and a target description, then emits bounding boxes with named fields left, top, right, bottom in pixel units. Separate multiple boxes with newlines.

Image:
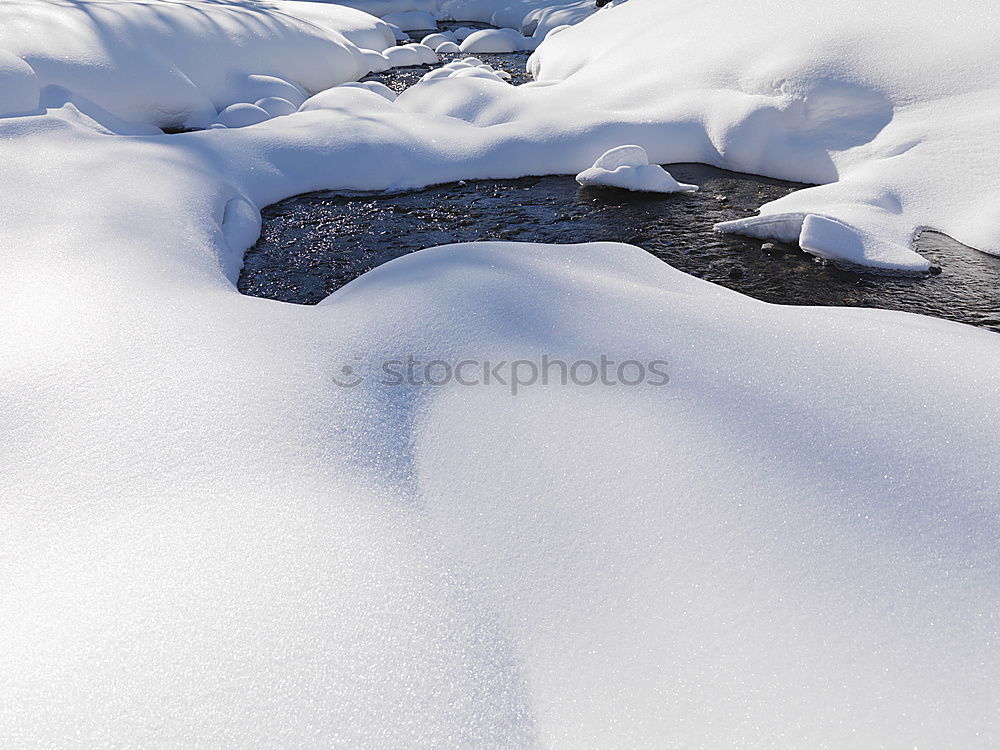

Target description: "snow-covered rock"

left=576, top=145, right=698, bottom=193
left=459, top=27, right=536, bottom=52
left=449, top=26, right=482, bottom=42
left=418, top=59, right=513, bottom=85
left=420, top=31, right=457, bottom=49
left=235, top=75, right=309, bottom=110
left=384, top=42, right=438, bottom=67
left=213, top=102, right=272, bottom=129
left=435, top=41, right=462, bottom=53
left=253, top=96, right=298, bottom=118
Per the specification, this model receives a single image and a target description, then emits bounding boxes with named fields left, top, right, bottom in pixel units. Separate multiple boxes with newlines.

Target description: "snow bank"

left=519, top=0, right=601, bottom=37
left=3, top=91, right=1000, bottom=742
left=3, top=0, right=1000, bottom=745
left=420, top=30, right=456, bottom=47
left=0, top=0, right=387, bottom=128
left=460, top=27, right=537, bottom=52
left=382, top=9, right=438, bottom=30
left=439, top=0, right=601, bottom=36
left=523, top=0, right=1000, bottom=269
left=0, top=49, right=39, bottom=116
left=576, top=145, right=698, bottom=193
left=325, top=0, right=439, bottom=15
left=276, top=1, right=398, bottom=51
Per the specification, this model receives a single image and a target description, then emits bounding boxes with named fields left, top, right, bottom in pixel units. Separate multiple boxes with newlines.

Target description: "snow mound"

left=3, top=0, right=1000, bottom=745
left=439, top=0, right=603, bottom=37
left=418, top=59, right=513, bottom=84
left=460, top=28, right=537, bottom=53
left=524, top=0, right=1000, bottom=269
left=716, top=213, right=931, bottom=273
left=213, top=103, right=271, bottom=129
left=331, top=0, right=438, bottom=15
left=236, top=75, right=308, bottom=109
left=384, top=43, right=439, bottom=67
left=435, top=41, right=462, bottom=53
left=521, top=0, right=604, bottom=38
left=576, top=145, right=698, bottom=193
left=274, top=1, right=397, bottom=52
left=0, top=50, right=39, bottom=117
left=382, top=10, right=438, bottom=31
left=337, top=81, right=399, bottom=101
left=449, top=26, right=482, bottom=42
left=421, top=31, right=457, bottom=48
left=0, top=0, right=383, bottom=129
left=254, top=96, right=298, bottom=118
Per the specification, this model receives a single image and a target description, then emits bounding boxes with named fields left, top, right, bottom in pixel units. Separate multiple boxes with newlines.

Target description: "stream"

left=239, top=34, right=1000, bottom=332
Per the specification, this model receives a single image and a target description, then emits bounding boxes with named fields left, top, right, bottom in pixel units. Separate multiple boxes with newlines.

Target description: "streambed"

left=240, top=36, right=1000, bottom=331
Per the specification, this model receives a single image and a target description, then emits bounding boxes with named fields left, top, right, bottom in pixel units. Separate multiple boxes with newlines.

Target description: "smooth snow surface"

left=2, top=0, right=1000, bottom=746
left=576, top=145, right=698, bottom=193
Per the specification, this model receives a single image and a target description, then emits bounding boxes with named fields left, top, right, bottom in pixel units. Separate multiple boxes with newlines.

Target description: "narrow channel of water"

left=239, top=33, right=1000, bottom=332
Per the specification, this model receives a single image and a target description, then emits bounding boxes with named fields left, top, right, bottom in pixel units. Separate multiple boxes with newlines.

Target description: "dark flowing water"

left=239, top=44, right=1000, bottom=332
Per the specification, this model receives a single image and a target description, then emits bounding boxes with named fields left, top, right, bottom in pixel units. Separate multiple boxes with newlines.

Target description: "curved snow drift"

left=1, top=0, right=1000, bottom=747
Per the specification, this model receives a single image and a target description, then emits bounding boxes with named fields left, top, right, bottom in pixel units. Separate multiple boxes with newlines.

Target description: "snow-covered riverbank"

left=2, top=0, right=999, bottom=746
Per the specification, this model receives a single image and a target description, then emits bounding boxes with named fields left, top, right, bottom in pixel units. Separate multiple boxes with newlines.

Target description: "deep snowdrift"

left=2, top=0, right=1000, bottom=747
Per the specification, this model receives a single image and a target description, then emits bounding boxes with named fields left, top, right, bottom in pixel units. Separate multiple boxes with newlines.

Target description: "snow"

left=420, top=31, right=456, bottom=47
left=519, top=0, right=601, bottom=37
left=576, top=145, right=698, bottom=193
left=0, top=49, right=39, bottom=117
left=460, top=28, right=518, bottom=52
left=439, top=0, right=600, bottom=36
left=275, top=1, right=398, bottom=51
left=335, top=80, right=399, bottom=101
left=0, top=0, right=385, bottom=129
left=2, top=0, right=1000, bottom=745
left=524, top=0, right=1000, bottom=270
left=460, top=27, right=537, bottom=52
left=213, top=102, right=272, bottom=129
left=382, top=9, right=438, bottom=30
left=254, top=96, right=299, bottom=118
left=384, top=42, right=439, bottom=66
left=422, top=59, right=512, bottom=82
left=325, top=0, right=439, bottom=15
